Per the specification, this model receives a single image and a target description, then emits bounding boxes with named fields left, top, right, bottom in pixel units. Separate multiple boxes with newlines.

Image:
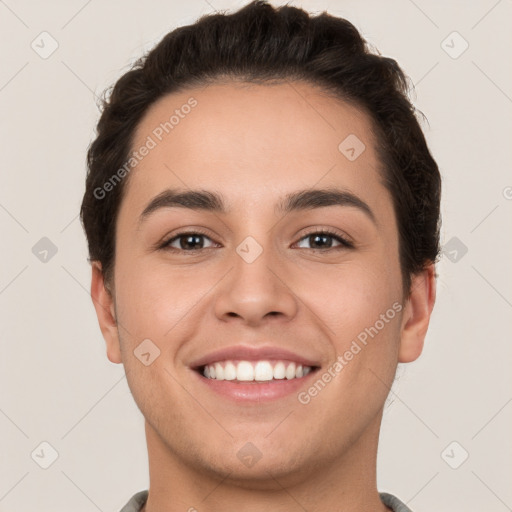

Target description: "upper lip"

left=189, top=345, right=321, bottom=369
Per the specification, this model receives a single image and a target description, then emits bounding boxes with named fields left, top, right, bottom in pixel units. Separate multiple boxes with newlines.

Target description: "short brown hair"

left=80, top=0, right=442, bottom=297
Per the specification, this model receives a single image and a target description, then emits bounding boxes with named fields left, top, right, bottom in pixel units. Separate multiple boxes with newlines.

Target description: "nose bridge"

left=213, top=232, right=298, bottom=324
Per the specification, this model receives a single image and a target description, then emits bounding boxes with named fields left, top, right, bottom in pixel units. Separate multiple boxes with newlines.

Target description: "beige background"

left=1, top=1, right=511, bottom=511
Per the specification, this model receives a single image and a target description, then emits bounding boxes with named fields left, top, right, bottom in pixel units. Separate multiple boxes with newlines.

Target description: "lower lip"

left=193, top=369, right=318, bottom=402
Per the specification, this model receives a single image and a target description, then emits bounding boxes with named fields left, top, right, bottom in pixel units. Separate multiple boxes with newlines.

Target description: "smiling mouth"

left=195, top=359, right=320, bottom=382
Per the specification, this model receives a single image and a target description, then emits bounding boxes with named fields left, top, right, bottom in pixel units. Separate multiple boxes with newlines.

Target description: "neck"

left=142, top=411, right=391, bottom=512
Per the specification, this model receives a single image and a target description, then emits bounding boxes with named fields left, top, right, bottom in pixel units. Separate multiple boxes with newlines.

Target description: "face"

left=92, top=81, right=433, bottom=485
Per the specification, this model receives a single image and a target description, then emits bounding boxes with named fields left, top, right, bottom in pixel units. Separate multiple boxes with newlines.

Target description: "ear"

left=90, top=261, right=122, bottom=364
left=398, top=263, right=437, bottom=363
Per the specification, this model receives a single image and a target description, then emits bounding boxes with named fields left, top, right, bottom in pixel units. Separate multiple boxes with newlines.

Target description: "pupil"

left=311, top=234, right=331, bottom=249
left=181, top=235, right=203, bottom=250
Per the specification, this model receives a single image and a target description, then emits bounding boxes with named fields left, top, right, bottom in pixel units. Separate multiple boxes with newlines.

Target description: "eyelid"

left=297, top=226, right=354, bottom=247
left=157, top=227, right=217, bottom=250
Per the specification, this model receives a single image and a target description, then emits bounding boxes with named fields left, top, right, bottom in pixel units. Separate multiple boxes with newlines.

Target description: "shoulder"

left=119, top=490, right=149, bottom=512
left=380, top=492, right=414, bottom=512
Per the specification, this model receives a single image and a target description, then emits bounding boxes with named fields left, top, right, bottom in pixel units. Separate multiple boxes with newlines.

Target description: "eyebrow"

left=138, top=187, right=377, bottom=225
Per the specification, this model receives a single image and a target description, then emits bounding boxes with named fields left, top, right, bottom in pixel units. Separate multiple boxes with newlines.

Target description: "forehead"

left=123, top=80, right=386, bottom=216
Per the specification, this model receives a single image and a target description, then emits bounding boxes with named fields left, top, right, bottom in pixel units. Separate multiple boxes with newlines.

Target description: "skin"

left=90, top=81, right=436, bottom=512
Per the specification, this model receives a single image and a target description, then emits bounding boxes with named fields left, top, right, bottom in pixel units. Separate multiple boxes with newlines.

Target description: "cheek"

left=308, top=256, right=401, bottom=335
left=310, top=260, right=403, bottom=397
left=307, top=262, right=402, bottom=416
left=114, top=254, right=213, bottom=349
left=341, top=268, right=402, bottom=369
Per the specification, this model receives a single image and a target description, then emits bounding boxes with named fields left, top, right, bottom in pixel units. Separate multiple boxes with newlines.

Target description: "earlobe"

left=90, top=261, right=122, bottom=364
left=398, top=264, right=437, bottom=363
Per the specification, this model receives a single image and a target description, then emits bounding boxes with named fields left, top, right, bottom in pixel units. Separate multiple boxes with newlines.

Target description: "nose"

left=213, top=242, right=299, bottom=327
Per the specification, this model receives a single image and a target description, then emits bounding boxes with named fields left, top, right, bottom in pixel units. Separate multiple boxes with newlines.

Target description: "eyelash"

left=158, top=227, right=354, bottom=253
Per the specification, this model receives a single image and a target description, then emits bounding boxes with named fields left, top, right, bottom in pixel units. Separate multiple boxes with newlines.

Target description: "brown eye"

left=295, top=230, right=353, bottom=250
left=161, top=232, right=216, bottom=251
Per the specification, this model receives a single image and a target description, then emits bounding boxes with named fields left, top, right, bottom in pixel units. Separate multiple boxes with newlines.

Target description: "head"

left=81, top=0, right=440, bottom=486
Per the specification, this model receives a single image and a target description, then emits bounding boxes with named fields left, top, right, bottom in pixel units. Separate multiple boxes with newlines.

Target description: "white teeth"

left=214, top=363, right=224, bottom=380
left=254, top=361, right=274, bottom=381
left=285, top=363, right=296, bottom=379
left=202, top=360, right=314, bottom=381
left=237, top=361, right=254, bottom=381
left=224, top=361, right=237, bottom=380
left=273, top=362, right=286, bottom=379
